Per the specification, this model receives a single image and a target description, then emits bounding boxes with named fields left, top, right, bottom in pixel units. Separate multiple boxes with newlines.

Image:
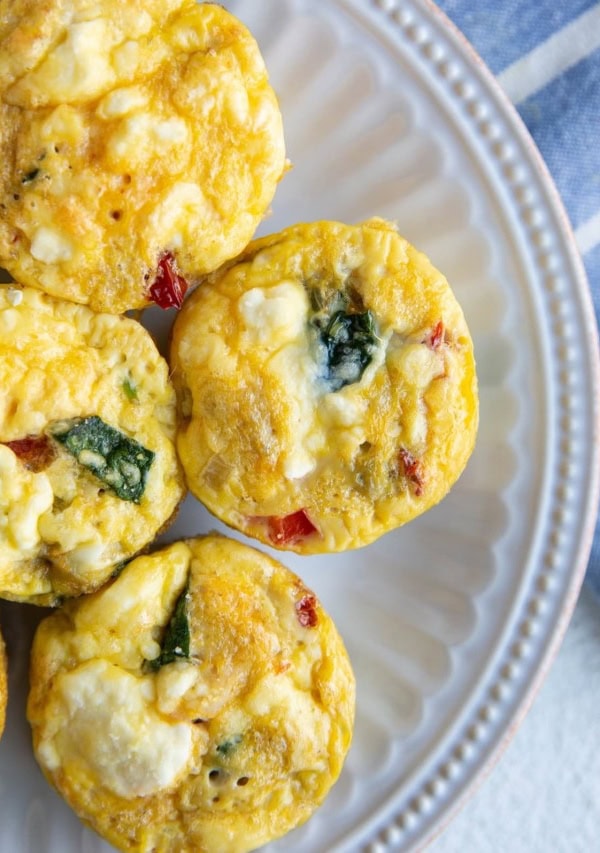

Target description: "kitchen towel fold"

left=437, top=0, right=600, bottom=599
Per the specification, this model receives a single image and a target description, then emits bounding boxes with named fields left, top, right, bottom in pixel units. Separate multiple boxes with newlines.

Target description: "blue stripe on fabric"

left=516, top=47, right=600, bottom=231
left=437, top=0, right=599, bottom=74
left=584, top=242, right=600, bottom=319
left=588, top=529, right=600, bottom=596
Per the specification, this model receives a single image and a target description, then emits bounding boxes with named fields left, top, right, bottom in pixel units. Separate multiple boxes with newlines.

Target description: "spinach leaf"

left=122, top=376, right=138, bottom=401
left=50, top=416, right=154, bottom=503
left=313, top=305, right=378, bottom=392
left=145, top=584, right=191, bottom=672
left=216, top=734, right=243, bottom=756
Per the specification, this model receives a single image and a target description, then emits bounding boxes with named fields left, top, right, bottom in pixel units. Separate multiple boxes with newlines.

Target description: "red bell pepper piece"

left=3, top=435, right=56, bottom=471
left=148, top=252, right=188, bottom=309
left=266, top=509, right=318, bottom=546
left=295, top=594, right=318, bottom=628
left=426, top=320, right=444, bottom=350
left=399, top=448, right=424, bottom=496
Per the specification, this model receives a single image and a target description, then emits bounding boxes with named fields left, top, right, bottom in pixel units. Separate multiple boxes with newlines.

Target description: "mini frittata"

left=0, top=626, right=6, bottom=739
left=0, top=0, right=286, bottom=313
left=28, top=535, right=355, bottom=853
left=171, top=218, right=479, bottom=554
left=0, top=284, right=184, bottom=605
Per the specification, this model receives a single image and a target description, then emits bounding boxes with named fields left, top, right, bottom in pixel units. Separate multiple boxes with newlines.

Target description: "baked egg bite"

left=0, top=626, right=6, bottom=739
left=0, top=0, right=286, bottom=314
left=171, top=218, right=479, bottom=554
left=0, top=284, right=184, bottom=605
left=28, top=535, right=355, bottom=853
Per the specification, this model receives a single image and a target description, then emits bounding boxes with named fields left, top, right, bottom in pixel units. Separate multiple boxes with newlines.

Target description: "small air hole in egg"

left=208, top=768, right=230, bottom=787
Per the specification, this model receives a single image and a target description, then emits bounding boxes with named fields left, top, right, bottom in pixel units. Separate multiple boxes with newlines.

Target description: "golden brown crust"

left=0, top=0, right=286, bottom=313
left=28, top=535, right=355, bottom=852
left=0, top=285, right=185, bottom=603
left=170, top=218, right=479, bottom=554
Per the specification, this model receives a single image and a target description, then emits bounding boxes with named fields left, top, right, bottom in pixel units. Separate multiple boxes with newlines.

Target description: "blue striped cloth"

left=437, top=0, right=600, bottom=600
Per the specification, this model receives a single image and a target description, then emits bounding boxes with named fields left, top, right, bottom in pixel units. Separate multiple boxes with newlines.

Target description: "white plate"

left=1, top=0, right=599, bottom=851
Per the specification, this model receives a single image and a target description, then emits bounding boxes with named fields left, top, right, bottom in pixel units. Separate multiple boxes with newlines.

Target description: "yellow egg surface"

left=170, top=218, right=479, bottom=554
left=28, top=535, right=356, bottom=853
left=0, top=284, right=185, bottom=604
left=0, top=0, right=286, bottom=314
left=0, top=627, right=6, bottom=739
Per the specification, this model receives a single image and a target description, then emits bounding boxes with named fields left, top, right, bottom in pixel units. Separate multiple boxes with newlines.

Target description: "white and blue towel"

left=437, top=0, right=600, bottom=600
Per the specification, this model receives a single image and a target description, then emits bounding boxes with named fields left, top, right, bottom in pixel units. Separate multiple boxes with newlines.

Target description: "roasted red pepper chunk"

left=3, top=435, right=56, bottom=472
left=266, top=509, right=318, bottom=546
left=148, top=252, right=188, bottom=309
left=399, top=448, right=424, bottom=497
left=295, top=593, right=318, bottom=628
left=425, top=320, right=444, bottom=350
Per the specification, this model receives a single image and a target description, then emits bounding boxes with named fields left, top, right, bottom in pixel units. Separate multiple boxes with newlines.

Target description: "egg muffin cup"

left=0, top=284, right=185, bottom=604
left=0, top=0, right=286, bottom=313
left=170, top=218, right=479, bottom=554
left=28, top=534, right=355, bottom=852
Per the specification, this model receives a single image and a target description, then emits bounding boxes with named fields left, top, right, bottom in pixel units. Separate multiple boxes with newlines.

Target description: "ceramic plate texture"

left=1, top=1, right=599, bottom=851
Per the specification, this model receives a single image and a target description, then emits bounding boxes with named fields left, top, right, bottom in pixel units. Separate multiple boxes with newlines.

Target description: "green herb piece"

left=50, top=415, right=154, bottom=503
left=122, top=376, right=138, bottom=401
left=216, top=734, right=243, bottom=757
left=110, top=559, right=132, bottom=579
left=313, top=307, right=378, bottom=392
left=145, top=584, right=191, bottom=672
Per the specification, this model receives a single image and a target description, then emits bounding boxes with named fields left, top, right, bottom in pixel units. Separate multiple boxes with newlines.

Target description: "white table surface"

left=428, top=586, right=600, bottom=852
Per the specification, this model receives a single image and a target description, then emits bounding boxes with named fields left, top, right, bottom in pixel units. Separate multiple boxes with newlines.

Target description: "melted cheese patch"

left=40, top=105, right=86, bottom=145
left=143, top=182, right=213, bottom=251
left=0, top=446, right=53, bottom=559
left=238, top=283, right=322, bottom=480
left=155, top=661, right=199, bottom=716
left=106, top=113, right=190, bottom=167
left=245, top=671, right=320, bottom=722
left=6, top=8, right=159, bottom=107
left=29, top=20, right=116, bottom=103
left=30, top=227, right=74, bottom=264
left=238, top=282, right=308, bottom=345
left=388, top=340, right=445, bottom=446
left=96, top=85, right=149, bottom=119
left=38, top=660, right=193, bottom=797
